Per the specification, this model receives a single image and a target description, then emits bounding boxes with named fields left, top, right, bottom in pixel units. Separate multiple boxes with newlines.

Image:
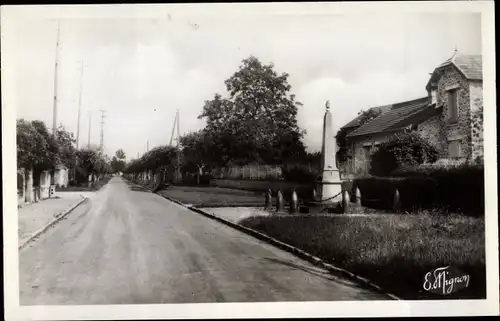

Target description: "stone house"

left=340, top=52, right=483, bottom=176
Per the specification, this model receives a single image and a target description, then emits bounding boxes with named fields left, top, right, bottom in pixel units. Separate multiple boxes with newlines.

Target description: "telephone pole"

left=168, top=109, right=182, bottom=182
left=87, top=112, right=92, bottom=148
left=52, top=21, right=61, bottom=136
left=99, top=109, right=107, bottom=154
left=76, top=61, right=84, bottom=149
left=170, top=110, right=179, bottom=147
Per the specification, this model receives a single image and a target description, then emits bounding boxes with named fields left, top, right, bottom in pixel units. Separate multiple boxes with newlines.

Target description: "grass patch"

left=239, top=213, right=485, bottom=300
left=157, top=186, right=265, bottom=207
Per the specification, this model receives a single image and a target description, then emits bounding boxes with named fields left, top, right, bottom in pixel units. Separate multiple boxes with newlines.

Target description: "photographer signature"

left=423, top=266, right=470, bottom=295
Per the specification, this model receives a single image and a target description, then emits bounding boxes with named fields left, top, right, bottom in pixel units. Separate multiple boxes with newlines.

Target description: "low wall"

left=210, top=179, right=314, bottom=200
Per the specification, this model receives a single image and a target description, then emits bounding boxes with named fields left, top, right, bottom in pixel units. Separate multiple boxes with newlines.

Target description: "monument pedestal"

left=316, top=168, right=342, bottom=204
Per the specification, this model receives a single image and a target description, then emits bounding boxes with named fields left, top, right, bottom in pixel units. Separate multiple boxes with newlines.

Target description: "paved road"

left=19, top=177, right=387, bottom=305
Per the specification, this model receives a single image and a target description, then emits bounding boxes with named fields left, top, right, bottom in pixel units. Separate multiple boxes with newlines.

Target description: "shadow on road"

left=121, top=179, right=152, bottom=193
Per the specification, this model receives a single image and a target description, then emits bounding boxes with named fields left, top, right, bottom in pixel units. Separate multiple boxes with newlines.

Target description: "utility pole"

left=170, top=110, right=179, bottom=147
left=76, top=61, right=84, bottom=149
left=99, top=109, right=107, bottom=154
left=147, top=140, right=149, bottom=152
left=176, top=109, right=181, bottom=164
left=175, top=110, right=181, bottom=182
left=52, top=21, right=61, bottom=136
left=87, top=112, right=92, bottom=149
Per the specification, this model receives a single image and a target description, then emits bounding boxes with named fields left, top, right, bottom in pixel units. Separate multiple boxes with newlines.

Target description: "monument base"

left=303, top=180, right=344, bottom=214
left=315, top=169, right=342, bottom=203
left=317, top=181, right=342, bottom=204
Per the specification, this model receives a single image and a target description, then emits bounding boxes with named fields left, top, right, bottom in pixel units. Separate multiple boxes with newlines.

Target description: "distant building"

left=340, top=52, right=483, bottom=176
left=54, top=164, right=69, bottom=188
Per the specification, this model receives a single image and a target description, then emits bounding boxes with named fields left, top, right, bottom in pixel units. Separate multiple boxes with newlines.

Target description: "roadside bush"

left=370, top=131, right=439, bottom=176
left=199, top=174, right=213, bottom=185
left=355, top=164, right=484, bottom=216
left=354, top=176, right=399, bottom=209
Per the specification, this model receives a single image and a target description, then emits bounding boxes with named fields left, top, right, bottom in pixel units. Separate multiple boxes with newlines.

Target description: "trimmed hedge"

left=354, top=165, right=484, bottom=216
left=282, top=166, right=318, bottom=184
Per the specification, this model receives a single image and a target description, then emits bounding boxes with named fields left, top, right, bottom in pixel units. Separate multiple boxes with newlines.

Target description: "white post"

left=26, top=169, right=34, bottom=203
left=318, top=100, right=342, bottom=203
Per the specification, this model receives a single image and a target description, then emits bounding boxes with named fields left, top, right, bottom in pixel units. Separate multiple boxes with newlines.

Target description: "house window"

left=447, top=89, right=459, bottom=124
left=448, top=140, right=461, bottom=158
left=431, top=89, right=437, bottom=104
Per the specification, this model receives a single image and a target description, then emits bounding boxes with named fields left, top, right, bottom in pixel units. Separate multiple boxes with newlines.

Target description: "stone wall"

left=348, top=133, right=391, bottom=176
left=417, top=114, right=447, bottom=157
left=436, top=64, right=472, bottom=160
left=469, top=81, right=484, bottom=161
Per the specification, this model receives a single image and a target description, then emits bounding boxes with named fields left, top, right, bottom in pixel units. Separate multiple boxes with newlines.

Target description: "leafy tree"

left=110, top=149, right=127, bottom=173
left=115, top=149, right=126, bottom=160
left=179, top=130, right=216, bottom=184
left=370, top=131, right=439, bottom=176
left=56, top=125, right=77, bottom=169
left=17, top=119, right=44, bottom=169
left=30, top=120, right=59, bottom=171
left=358, top=108, right=383, bottom=125
left=124, top=145, right=178, bottom=182
left=76, top=146, right=108, bottom=182
left=110, top=156, right=126, bottom=173
left=199, top=56, right=306, bottom=165
left=17, top=119, right=60, bottom=186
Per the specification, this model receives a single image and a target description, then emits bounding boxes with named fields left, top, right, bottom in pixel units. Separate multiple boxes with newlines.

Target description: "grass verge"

left=156, top=185, right=265, bottom=207
left=239, top=213, right=485, bottom=300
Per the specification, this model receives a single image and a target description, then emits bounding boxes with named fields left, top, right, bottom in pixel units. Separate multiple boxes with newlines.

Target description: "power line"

left=99, top=109, right=107, bottom=153
left=88, top=112, right=92, bottom=149
left=170, top=110, right=179, bottom=147
left=76, top=61, right=84, bottom=149
left=52, top=21, right=61, bottom=136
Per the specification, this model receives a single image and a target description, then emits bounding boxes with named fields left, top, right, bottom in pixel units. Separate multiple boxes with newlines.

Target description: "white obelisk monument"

left=317, top=100, right=342, bottom=203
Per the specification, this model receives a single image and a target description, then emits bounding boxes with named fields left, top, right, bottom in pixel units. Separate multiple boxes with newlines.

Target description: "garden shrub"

left=370, top=131, right=439, bottom=176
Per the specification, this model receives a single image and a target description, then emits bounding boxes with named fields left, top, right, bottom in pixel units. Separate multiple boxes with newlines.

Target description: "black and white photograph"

left=1, top=2, right=498, bottom=319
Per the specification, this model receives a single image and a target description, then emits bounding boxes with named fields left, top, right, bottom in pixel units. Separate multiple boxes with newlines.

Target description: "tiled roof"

left=346, top=97, right=432, bottom=138
left=341, top=104, right=392, bottom=129
left=437, top=53, right=482, bottom=80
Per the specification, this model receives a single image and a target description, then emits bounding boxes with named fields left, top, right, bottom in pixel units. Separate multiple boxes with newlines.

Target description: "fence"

left=211, top=164, right=283, bottom=180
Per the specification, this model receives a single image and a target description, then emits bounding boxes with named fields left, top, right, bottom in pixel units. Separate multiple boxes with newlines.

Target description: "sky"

left=5, top=6, right=481, bottom=159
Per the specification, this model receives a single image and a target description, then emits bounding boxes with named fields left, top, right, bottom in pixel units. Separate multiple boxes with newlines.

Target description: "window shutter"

left=448, top=90, right=458, bottom=123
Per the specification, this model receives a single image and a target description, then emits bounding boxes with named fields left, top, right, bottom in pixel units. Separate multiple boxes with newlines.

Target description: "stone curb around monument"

left=18, top=196, right=89, bottom=251
left=139, top=181, right=401, bottom=301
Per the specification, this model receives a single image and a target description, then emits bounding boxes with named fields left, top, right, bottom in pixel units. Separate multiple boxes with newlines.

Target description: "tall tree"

left=199, top=56, right=306, bottom=165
